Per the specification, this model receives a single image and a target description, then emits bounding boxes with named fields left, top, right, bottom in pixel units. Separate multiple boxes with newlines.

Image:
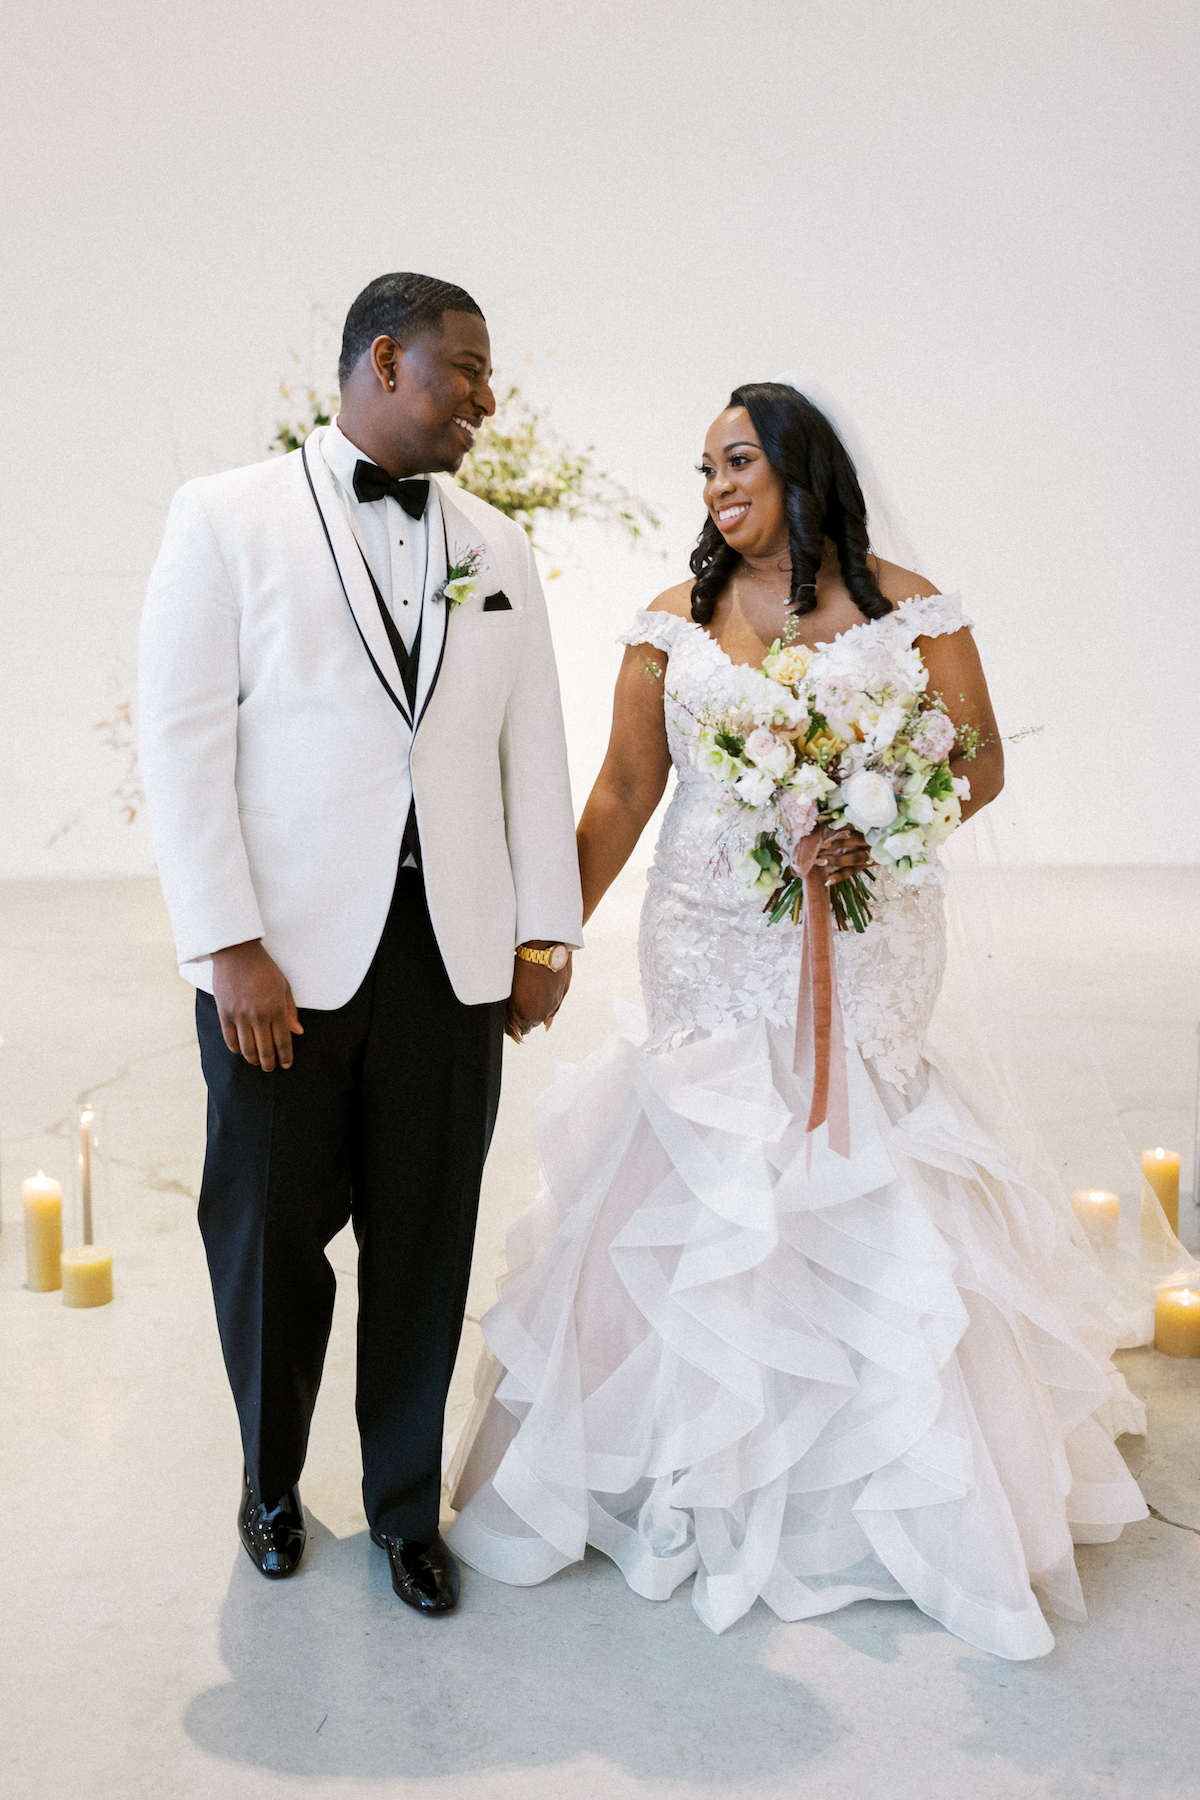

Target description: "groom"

left=139, top=272, right=582, bottom=1614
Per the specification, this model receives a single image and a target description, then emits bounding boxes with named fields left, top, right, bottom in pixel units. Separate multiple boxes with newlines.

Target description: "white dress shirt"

left=321, top=417, right=430, bottom=654
left=321, top=418, right=443, bottom=866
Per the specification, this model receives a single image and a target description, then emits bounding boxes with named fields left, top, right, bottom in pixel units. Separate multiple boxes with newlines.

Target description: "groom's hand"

left=211, top=939, right=304, bottom=1071
left=505, top=944, right=572, bottom=1045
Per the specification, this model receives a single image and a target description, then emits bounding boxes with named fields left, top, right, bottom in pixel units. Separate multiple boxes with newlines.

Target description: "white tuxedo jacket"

left=139, top=427, right=583, bottom=1008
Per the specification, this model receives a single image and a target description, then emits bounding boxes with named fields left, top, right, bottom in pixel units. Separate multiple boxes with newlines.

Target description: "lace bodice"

left=618, top=594, right=973, bottom=1087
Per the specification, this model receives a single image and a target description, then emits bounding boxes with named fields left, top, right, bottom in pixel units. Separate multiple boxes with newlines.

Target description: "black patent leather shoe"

left=370, top=1528, right=460, bottom=1614
left=238, top=1468, right=306, bottom=1578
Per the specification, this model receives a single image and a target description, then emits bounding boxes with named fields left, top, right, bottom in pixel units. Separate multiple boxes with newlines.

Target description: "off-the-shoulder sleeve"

left=894, top=591, right=973, bottom=641
left=616, top=607, right=689, bottom=654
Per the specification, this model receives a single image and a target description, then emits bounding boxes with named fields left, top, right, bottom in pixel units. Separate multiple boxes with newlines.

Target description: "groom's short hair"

left=339, top=273, right=485, bottom=385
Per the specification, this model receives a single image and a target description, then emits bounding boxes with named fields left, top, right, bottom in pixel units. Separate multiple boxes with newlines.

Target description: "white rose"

left=734, top=767, right=776, bottom=808
left=744, top=727, right=794, bottom=778
left=840, top=769, right=898, bottom=832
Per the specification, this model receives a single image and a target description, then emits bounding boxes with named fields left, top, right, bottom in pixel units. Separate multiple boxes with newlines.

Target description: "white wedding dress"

left=448, top=594, right=1148, bottom=1661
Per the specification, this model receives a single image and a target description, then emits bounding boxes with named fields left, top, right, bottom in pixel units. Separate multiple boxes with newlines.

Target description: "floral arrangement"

left=687, top=623, right=976, bottom=931
left=455, top=384, right=659, bottom=547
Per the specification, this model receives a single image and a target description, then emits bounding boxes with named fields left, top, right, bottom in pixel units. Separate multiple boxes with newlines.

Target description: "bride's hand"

left=815, top=827, right=871, bottom=886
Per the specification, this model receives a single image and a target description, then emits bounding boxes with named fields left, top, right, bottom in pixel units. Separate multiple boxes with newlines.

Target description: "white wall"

left=2, top=0, right=1197, bottom=876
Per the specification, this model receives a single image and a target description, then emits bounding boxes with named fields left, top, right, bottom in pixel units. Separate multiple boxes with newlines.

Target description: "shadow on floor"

left=183, top=1519, right=847, bottom=1784
left=183, top=1507, right=1198, bottom=1797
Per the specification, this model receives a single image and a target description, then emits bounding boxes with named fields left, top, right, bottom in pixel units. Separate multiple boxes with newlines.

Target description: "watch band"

left=516, top=943, right=570, bottom=972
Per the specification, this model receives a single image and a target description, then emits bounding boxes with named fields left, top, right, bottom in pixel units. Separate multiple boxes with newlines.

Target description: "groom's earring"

left=387, top=378, right=395, bottom=389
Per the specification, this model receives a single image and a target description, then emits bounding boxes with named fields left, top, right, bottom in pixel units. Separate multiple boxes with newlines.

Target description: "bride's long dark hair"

left=689, top=382, right=893, bottom=626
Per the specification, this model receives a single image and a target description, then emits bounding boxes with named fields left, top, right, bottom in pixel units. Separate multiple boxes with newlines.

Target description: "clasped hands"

left=211, top=937, right=570, bottom=1068
left=212, top=831, right=857, bottom=1071
left=505, top=942, right=572, bottom=1046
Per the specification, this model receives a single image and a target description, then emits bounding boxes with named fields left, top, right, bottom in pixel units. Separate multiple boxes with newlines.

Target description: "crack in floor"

left=35, top=1039, right=200, bottom=1144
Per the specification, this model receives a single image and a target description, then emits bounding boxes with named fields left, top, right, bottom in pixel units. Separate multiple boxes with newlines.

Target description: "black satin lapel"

left=414, top=506, right=452, bottom=733
left=302, top=440, right=412, bottom=726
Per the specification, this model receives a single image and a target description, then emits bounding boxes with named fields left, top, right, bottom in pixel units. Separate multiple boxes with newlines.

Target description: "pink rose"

left=911, top=710, right=956, bottom=761
left=776, top=792, right=818, bottom=853
left=744, top=726, right=794, bottom=778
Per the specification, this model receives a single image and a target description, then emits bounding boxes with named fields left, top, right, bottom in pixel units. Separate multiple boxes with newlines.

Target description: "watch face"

left=549, top=945, right=569, bottom=972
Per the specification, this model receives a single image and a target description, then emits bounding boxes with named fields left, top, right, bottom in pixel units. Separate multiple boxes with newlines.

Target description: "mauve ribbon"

left=790, top=828, right=851, bottom=1159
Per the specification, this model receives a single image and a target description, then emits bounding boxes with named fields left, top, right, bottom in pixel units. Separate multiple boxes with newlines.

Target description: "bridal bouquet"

left=690, top=628, right=974, bottom=932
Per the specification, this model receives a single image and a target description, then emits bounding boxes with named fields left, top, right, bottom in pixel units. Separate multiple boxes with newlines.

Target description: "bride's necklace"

left=737, top=547, right=836, bottom=623
left=737, top=558, right=792, bottom=605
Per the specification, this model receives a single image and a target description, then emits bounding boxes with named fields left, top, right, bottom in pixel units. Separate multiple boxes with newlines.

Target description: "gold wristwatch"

left=516, top=942, right=571, bottom=972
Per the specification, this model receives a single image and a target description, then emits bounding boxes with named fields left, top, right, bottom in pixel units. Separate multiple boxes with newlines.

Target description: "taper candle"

left=1143, top=1147, right=1181, bottom=1235
left=23, top=1172, right=62, bottom=1291
left=78, top=1107, right=95, bottom=1245
left=61, top=1244, right=113, bottom=1309
left=1154, top=1286, right=1200, bottom=1357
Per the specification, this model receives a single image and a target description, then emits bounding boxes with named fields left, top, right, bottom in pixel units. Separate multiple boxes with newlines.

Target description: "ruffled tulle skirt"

left=448, top=1007, right=1147, bottom=1660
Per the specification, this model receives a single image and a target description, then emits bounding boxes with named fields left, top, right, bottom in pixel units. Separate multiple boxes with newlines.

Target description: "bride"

left=448, top=381, right=1147, bottom=1661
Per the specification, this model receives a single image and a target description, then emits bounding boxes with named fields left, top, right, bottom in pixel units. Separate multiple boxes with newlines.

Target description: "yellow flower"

left=802, top=726, right=842, bottom=761
left=763, top=643, right=814, bottom=686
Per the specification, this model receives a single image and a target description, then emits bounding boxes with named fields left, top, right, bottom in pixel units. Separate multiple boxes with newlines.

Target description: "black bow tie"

left=352, top=461, right=430, bottom=519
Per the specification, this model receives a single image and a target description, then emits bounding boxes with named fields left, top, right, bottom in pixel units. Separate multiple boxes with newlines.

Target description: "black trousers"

left=195, top=869, right=504, bottom=1540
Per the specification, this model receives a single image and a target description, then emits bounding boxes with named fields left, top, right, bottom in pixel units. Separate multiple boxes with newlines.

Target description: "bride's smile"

left=699, top=409, right=790, bottom=561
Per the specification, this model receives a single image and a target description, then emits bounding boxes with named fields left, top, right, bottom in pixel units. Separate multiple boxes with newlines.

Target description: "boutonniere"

left=434, top=544, right=485, bottom=610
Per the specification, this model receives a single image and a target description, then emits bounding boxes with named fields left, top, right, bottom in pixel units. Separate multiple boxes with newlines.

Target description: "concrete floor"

left=1, top=869, right=1198, bottom=1800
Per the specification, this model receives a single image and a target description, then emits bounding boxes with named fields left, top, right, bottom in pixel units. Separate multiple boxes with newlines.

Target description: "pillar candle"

left=1071, top=1188, right=1120, bottom=1223
left=1142, top=1147, right=1181, bottom=1235
left=1154, top=1286, right=1200, bottom=1358
left=61, top=1244, right=113, bottom=1309
left=1070, top=1189, right=1120, bottom=1245
left=23, top=1172, right=62, bottom=1291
